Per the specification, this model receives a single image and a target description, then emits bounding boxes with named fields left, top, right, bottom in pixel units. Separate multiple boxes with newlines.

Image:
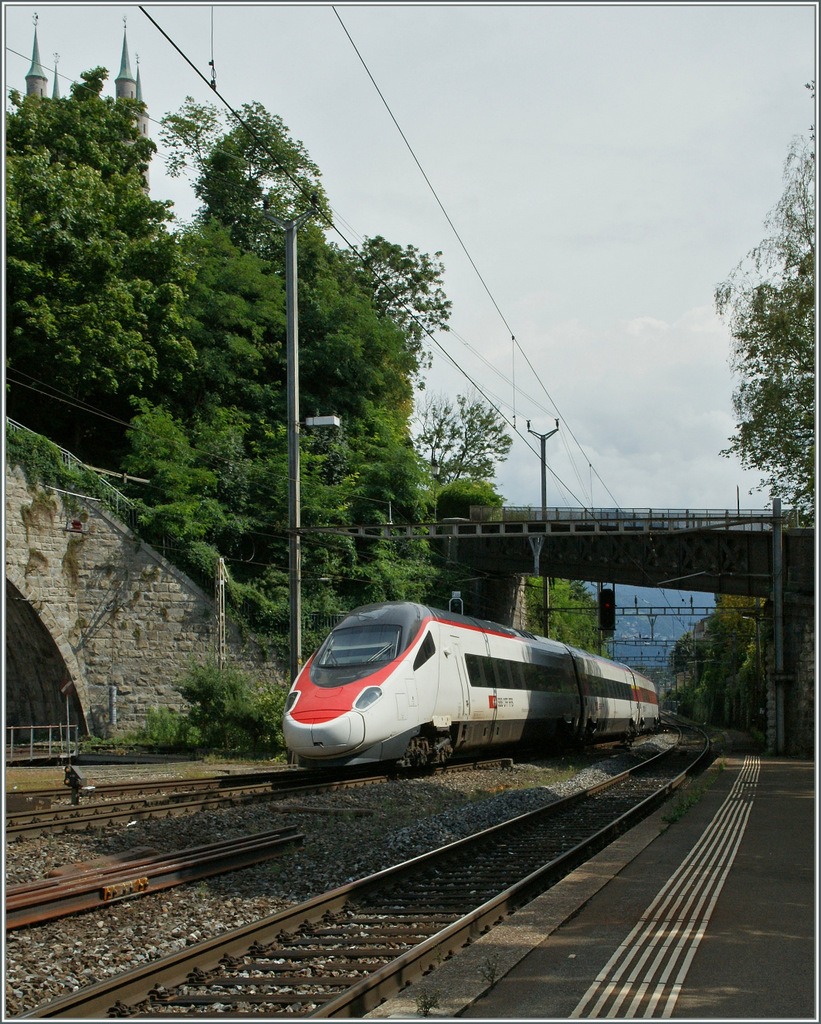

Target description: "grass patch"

left=662, top=759, right=726, bottom=824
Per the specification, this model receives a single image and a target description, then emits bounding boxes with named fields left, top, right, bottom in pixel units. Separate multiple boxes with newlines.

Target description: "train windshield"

left=316, top=624, right=402, bottom=669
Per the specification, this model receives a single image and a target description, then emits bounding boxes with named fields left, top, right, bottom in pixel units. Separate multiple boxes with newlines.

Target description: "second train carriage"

left=283, top=601, right=659, bottom=767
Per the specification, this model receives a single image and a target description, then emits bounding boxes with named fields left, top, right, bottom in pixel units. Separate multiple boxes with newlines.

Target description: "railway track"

left=6, top=761, right=490, bottom=841
left=22, top=727, right=709, bottom=1019
left=6, top=827, right=304, bottom=930
left=5, top=756, right=518, bottom=841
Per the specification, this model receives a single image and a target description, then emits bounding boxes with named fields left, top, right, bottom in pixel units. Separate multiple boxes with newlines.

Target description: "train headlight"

left=284, top=691, right=300, bottom=713
left=354, top=686, right=383, bottom=711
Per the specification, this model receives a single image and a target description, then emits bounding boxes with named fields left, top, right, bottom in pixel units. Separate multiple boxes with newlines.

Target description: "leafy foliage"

left=415, top=389, right=513, bottom=483
left=435, top=479, right=504, bottom=519
left=5, top=80, right=518, bottom=667
left=715, top=135, right=815, bottom=521
left=524, top=579, right=601, bottom=649
left=667, top=596, right=765, bottom=732
left=174, top=659, right=288, bottom=755
left=6, top=71, right=193, bottom=464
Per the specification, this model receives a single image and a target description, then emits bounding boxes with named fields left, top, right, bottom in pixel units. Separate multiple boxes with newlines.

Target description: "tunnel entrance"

left=5, top=579, right=86, bottom=732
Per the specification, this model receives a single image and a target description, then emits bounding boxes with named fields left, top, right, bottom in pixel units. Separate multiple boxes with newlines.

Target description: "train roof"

left=337, top=601, right=569, bottom=652
left=337, top=601, right=656, bottom=688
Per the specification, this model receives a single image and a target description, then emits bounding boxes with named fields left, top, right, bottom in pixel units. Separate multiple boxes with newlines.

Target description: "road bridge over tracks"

left=310, top=505, right=809, bottom=597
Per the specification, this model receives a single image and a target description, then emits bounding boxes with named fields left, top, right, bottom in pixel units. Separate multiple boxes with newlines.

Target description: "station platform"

left=367, top=752, right=816, bottom=1020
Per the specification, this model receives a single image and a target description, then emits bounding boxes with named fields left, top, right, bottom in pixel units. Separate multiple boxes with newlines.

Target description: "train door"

left=630, top=674, right=643, bottom=731
left=482, top=632, right=499, bottom=735
left=447, top=634, right=471, bottom=720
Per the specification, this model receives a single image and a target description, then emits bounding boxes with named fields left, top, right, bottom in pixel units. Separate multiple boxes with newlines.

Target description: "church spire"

left=25, top=15, right=49, bottom=97
left=51, top=53, right=61, bottom=99
left=115, top=18, right=136, bottom=100
left=134, top=55, right=149, bottom=142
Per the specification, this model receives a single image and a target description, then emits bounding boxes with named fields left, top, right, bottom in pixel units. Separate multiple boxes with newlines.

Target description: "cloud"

left=478, top=305, right=764, bottom=510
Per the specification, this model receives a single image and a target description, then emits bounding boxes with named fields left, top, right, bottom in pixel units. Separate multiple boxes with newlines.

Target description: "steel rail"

left=5, top=757, right=515, bottom=839
left=6, top=827, right=304, bottom=930
left=6, top=765, right=372, bottom=810
left=5, top=773, right=388, bottom=840
left=21, top=731, right=708, bottom=1019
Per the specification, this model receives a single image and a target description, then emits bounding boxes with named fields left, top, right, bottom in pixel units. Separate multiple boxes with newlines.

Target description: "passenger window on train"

left=413, top=632, right=436, bottom=670
left=465, top=653, right=490, bottom=687
left=497, top=659, right=515, bottom=690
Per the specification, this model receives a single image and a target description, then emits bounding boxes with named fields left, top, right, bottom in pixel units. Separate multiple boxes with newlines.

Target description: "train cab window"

left=316, top=624, right=401, bottom=668
left=413, top=632, right=436, bottom=670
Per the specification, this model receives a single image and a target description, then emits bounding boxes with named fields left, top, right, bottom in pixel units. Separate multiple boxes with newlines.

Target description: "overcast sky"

left=5, top=2, right=817, bottom=514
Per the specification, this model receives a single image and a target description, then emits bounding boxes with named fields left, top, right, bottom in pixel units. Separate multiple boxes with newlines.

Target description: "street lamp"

left=526, top=418, right=559, bottom=635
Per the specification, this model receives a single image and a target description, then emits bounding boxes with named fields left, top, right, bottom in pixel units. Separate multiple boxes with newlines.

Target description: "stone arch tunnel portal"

left=5, top=579, right=86, bottom=731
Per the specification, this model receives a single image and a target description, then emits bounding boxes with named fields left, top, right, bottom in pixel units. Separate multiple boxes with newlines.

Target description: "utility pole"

left=772, top=497, right=785, bottom=754
left=265, top=201, right=316, bottom=683
left=527, top=418, right=559, bottom=636
left=215, top=557, right=226, bottom=670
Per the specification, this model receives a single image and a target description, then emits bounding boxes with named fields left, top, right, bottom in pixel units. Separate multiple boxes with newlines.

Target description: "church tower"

left=25, top=16, right=48, bottom=97
left=51, top=54, right=61, bottom=100
left=22, top=18, right=150, bottom=187
left=114, top=21, right=150, bottom=187
left=115, top=22, right=136, bottom=100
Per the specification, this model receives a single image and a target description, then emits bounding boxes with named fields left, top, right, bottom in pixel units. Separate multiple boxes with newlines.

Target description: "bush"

left=139, top=707, right=197, bottom=749
left=174, top=659, right=288, bottom=756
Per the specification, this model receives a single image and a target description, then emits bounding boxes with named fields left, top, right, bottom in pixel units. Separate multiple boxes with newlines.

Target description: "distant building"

left=24, top=16, right=149, bottom=185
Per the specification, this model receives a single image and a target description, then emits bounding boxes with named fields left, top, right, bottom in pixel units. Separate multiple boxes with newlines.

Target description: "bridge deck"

left=307, top=507, right=778, bottom=541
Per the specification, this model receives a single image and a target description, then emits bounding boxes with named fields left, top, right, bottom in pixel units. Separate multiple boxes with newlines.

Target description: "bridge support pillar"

left=469, top=574, right=527, bottom=630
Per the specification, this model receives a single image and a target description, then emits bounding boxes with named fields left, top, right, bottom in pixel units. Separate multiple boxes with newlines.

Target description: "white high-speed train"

left=283, top=601, right=659, bottom=767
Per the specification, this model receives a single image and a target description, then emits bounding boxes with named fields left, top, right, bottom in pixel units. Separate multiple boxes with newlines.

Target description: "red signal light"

left=598, top=588, right=616, bottom=631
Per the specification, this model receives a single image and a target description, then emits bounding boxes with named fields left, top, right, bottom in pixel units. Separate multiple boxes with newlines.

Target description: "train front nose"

left=284, top=709, right=366, bottom=759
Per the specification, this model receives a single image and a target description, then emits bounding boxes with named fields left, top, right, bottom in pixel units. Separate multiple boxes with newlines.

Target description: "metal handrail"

left=6, top=418, right=136, bottom=528
left=469, top=505, right=781, bottom=531
left=6, top=724, right=79, bottom=763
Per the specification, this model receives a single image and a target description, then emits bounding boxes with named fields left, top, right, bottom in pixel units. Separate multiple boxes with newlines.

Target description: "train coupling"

left=63, top=764, right=96, bottom=805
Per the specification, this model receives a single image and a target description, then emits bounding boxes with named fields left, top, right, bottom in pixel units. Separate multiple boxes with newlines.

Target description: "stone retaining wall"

left=5, top=465, right=288, bottom=736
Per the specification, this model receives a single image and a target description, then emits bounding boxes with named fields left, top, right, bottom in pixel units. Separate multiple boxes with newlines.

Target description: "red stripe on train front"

left=288, top=621, right=434, bottom=725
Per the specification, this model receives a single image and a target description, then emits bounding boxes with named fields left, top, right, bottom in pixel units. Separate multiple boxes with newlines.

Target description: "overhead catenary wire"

left=9, top=20, right=583, bottom=507
left=327, top=11, right=696, bottom=626
left=9, top=13, right=699, bottom=633
left=132, top=5, right=591, bottom=508
left=331, top=9, right=615, bottom=509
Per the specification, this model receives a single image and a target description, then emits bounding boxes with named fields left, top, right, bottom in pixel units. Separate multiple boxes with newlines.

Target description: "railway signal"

left=598, top=588, right=616, bottom=631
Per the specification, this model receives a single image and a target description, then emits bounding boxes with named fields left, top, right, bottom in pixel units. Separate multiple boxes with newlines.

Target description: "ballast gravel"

left=5, top=737, right=675, bottom=1016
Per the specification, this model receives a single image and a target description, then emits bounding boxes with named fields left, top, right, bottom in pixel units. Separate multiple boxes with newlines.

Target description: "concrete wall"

left=5, top=465, right=288, bottom=736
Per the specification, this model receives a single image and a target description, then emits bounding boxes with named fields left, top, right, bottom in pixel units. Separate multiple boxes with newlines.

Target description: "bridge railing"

left=469, top=506, right=779, bottom=532
left=7, top=419, right=137, bottom=529
left=6, top=724, right=79, bottom=763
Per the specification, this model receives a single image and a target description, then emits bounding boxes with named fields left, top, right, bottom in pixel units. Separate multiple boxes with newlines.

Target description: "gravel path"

left=5, top=737, right=674, bottom=1016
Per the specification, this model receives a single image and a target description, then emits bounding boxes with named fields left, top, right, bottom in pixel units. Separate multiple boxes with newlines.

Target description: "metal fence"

left=6, top=724, right=79, bottom=763
left=7, top=418, right=137, bottom=529
left=469, top=505, right=780, bottom=531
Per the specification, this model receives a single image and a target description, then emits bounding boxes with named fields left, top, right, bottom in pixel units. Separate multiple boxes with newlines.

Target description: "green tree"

left=525, top=579, right=600, bottom=649
left=355, top=235, right=451, bottom=369
left=715, top=134, right=815, bottom=521
left=435, top=478, right=503, bottom=519
left=174, top=659, right=288, bottom=755
left=161, top=97, right=328, bottom=252
left=5, top=70, right=193, bottom=462
left=415, top=389, right=513, bottom=483
left=693, top=596, right=764, bottom=731
left=145, top=97, right=455, bottom=639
